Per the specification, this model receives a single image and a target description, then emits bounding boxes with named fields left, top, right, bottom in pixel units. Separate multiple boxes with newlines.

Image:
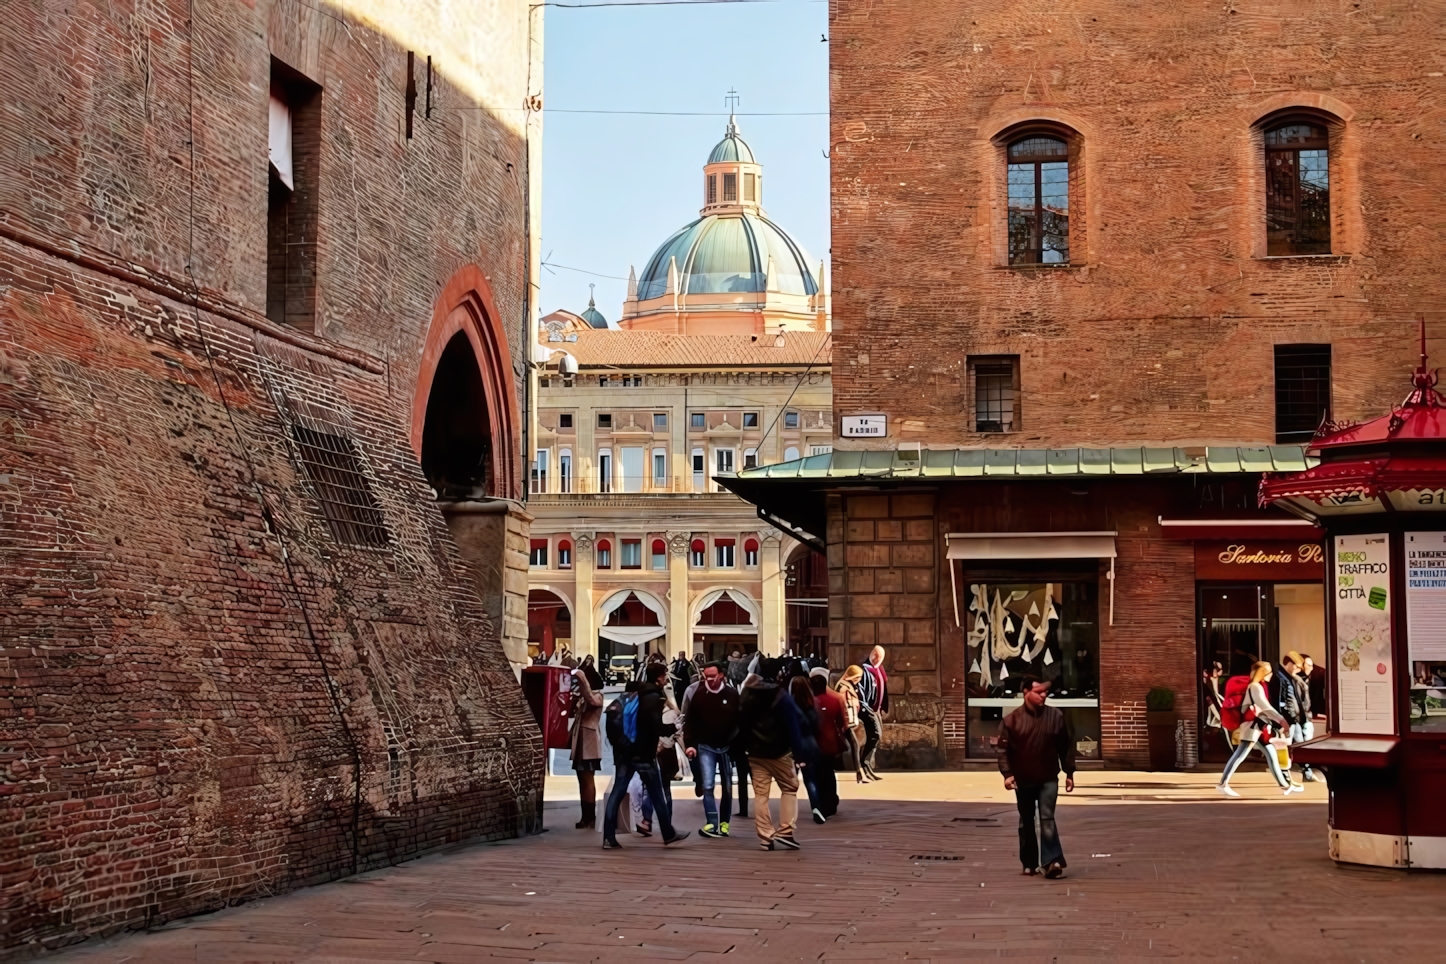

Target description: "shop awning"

left=1157, top=516, right=1322, bottom=540
left=944, top=532, right=1119, bottom=626
left=945, top=531, right=1118, bottom=560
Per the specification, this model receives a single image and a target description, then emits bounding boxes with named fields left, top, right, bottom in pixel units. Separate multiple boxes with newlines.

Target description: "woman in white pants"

left=1218, top=661, right=1300, bottom=797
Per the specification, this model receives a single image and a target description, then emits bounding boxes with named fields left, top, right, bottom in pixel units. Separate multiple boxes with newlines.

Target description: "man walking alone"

left=997, top=677, right=1076, bottom=878
left=601, top=664, right=690, bottom=849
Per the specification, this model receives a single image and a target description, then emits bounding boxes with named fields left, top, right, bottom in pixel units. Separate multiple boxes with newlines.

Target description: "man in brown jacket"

left=997, top=676, right=1077, bottom=878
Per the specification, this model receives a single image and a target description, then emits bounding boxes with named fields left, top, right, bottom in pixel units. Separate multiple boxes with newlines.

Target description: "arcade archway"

left=527, top=589, right=572, bottom=662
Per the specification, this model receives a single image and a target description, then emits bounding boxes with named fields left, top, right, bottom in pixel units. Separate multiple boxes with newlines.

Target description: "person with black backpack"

left=601, top=666, right=690, bottom=849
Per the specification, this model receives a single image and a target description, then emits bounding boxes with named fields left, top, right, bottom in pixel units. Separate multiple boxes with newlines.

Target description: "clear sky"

left=539, top=0, right=829, bottom=326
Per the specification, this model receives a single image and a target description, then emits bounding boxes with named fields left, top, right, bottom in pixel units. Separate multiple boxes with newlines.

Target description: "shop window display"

left=964, top=577, right=1100, bottom=759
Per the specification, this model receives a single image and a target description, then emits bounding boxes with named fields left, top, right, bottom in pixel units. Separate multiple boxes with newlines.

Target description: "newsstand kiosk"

left=1262, top=339, right=1446, bottom=869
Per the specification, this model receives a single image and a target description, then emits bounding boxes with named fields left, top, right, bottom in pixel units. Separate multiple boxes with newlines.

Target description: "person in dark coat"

left=683, top=662, right=741, bottom=837
left=738, top=659, right=807, bottom=850
left=601, top=664, right=689, bottom=849
left=997, top=676, right=1077, bottom=879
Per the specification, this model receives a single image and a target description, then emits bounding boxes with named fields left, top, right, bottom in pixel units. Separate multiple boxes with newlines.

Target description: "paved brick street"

left=46, top=770, right=1445, bottom=962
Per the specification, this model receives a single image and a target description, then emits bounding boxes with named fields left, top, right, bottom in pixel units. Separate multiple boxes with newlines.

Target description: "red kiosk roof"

left=1260, top=327, right=1446, bottom=510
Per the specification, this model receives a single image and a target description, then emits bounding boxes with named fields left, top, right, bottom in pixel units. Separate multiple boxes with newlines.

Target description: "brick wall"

left=1, top=0, right=541, bottom=954
left=829, top=0, right=1444, bottom=447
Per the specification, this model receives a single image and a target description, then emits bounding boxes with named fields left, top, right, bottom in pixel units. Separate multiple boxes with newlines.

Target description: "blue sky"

left=539, top=0, right=829, bottom=325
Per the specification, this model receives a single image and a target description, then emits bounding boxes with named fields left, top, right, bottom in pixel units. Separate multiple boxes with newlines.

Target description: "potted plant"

left=1145, top=686, right=1177, bottom=771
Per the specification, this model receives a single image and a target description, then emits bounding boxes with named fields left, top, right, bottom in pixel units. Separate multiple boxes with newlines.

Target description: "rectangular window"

left=743, top=412, right=759, bottom=428
left=529, top=539, right=548, bottom=567
left=784, top=411, right=799, bottom=429
left=652, top=541, right=667, bottom=570
left=1275, top=344, right=1332, bottom=443
left=707, top=174, right=717, bottom=204
left=715, top=448, right=734, bottom=474
left=599, top=450, right=612, bottom=493
left=692, top=448, right=705, bottom=492
left=267, top=62, right=322, bottom=332
left=289, top=424, right=389, bottom=548
left=559, top=451, right=572, bottom=493
left=809, top=444, right=833, bottom=456
left=597, top=542, right=612, bottom=569
left=620, top=446, right=644, bottom=493
left=723, top=173, right=737, bottom=202
left=621, top=539, right=642, bottom=569
left=745, top=542, right=759, bottom=567
left=744, top=173, right=755, bottom=201
left=715, top=539, right=735, bottom=568
left=598, top=413, right=612, bottom=428
left=690, top=541, right=706, bottom=567
left=557, top=543, right=572, bottom=568
left=652, top=449, right=667, bottom=487
left=970, top=355, right=1020, bottom=433
left=690, top=412, right=706, bottom=429
left=744, top=448, right=757, bottom=470
left=598, top=376, right=609, bottom=388
left=653, top=412, right=667, bottom=430
left=559, top=413, right=574, bottom=429
left=530, top=448, right=549, bottom=494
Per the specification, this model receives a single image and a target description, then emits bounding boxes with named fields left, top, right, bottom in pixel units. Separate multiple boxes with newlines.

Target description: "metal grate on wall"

left=290, top=424, right=390, bottom=547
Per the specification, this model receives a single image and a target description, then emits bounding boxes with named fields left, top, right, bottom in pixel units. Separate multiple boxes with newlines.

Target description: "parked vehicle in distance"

left=607, top=654, right=636, bottom=686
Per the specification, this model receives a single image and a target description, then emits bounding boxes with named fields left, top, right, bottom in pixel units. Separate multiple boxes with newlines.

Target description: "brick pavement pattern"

left=47, top=773, right=1446, bottom=962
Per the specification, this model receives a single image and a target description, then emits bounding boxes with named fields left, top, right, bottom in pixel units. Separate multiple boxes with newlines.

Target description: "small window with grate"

left=970, top=355, right=1020, bottom=433
left=1275, top=344, right=1332, bottom=443
left=290, top=425, right=390, bottom=546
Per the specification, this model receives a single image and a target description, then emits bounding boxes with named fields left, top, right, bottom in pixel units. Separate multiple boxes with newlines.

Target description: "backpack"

left=621, top=693, right=640, bottom=744
left=605, top=693, right=638, bottom=754
left=1219, top=675, right=1252, bottom=732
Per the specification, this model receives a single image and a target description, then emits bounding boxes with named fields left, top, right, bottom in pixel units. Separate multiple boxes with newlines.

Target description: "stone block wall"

left=828, top=492, right=944, bottom=767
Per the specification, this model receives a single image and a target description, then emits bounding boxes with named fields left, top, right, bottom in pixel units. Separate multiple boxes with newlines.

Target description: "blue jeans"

left=1289, top=722, right=1315, bottom=777
left=604, top=759, right=676, bottom=844
left=1015, top=779, right=1064, bottom=871
left=1220, top=733, right=1289, bottom=788
left=696, top=744, right=733, bottom=826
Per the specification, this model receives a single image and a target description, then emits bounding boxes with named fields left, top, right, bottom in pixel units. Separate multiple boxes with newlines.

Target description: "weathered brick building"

left=1, top=0, right=544, bottom=953
left=727, top=1, right=1444, bottom=768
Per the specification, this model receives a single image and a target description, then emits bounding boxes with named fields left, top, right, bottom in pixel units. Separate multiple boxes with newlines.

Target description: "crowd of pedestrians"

left=570, top=646, right=892, bottom=852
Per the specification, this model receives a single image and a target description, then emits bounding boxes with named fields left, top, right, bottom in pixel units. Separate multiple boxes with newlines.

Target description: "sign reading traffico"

left=1333, top=533, right=1395, bottom=735
left=840, top=414, right=887, bottom=438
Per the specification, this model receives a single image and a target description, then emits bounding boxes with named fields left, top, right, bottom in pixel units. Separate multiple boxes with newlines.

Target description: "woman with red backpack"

left=1217, top=661, right=1300, bottom=797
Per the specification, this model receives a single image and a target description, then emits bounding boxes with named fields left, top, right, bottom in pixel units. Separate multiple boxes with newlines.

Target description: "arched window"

left=1265, top=121, right=1331, bottom=256
left=596, top=538, right=612, bottom=569
left=557, top=539, right=573, bottom=569
left=690, top=539, right=706, bottom=568
left=784, top=446, right=800, bottom=462
left=1007, top=136, right=1070, bottom=265
left=651, top=539, right=667, bottom=570
left=744, top=537, right=760, bottom=567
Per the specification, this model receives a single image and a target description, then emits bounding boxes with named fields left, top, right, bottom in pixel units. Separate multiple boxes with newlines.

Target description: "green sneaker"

left=720, top=821, right=730, bottom=836
left=699, top=823, right=723, bottom=839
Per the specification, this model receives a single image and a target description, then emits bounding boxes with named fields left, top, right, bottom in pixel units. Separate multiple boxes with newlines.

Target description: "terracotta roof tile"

left=539, top=330, right=831, bottom=369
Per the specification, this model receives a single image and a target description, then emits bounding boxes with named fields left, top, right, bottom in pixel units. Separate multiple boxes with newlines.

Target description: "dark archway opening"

left=422, top=332, right=492, bottom=498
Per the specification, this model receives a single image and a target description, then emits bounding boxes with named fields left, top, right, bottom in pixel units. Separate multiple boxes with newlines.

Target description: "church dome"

left=708, top=124, right=755, bottom=163
left=579, top=294, right=608, bottom=329
left=635, top=213, right=818, bottom=301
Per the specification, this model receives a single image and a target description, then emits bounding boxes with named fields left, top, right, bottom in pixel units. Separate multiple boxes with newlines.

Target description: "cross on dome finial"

left=724, top=88, right=740, bottom=134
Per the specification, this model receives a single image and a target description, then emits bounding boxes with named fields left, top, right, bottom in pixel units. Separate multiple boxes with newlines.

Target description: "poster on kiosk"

left=1332, top=534, right=1395, bottom=735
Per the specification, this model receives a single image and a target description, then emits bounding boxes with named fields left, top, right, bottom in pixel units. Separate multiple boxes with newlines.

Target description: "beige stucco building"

left=525, top=118, right=832, bottom=664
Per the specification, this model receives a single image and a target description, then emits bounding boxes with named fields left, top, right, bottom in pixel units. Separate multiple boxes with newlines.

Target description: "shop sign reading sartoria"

left=1194, top=541, right=1326, bottom=581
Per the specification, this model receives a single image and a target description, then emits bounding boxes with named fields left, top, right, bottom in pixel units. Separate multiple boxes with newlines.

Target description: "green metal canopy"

left=716, top=446, right=1316, bottom=549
